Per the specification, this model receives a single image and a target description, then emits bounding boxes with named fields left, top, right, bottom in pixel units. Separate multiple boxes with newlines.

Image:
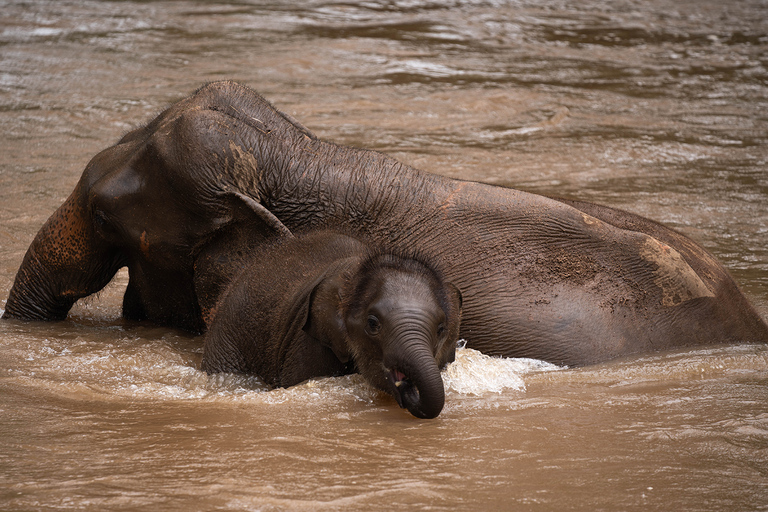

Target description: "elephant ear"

left=440, top=282, right=463, bottom=366
left=194, top=191, right=293, bottom=327
left=301, top=269, right=352, bottom=364
left=448, top=282, right=463, bottom=310
left=225, top=191, right=293, bottom=238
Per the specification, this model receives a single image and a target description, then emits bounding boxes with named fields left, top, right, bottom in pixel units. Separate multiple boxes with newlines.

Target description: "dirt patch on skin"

left=519, top=245, right=600, bottom=286
left=228, top=140, right=263, bottom=196
left=639, top=236, right=715, bottom=306
left=540, top=250, right=598, bottom=285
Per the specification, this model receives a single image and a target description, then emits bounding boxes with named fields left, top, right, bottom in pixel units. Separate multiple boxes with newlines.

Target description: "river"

left=1, top=1, right=767, bottom=510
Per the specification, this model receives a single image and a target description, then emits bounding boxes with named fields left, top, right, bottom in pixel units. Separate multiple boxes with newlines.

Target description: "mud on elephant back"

left=3, top=80, right=767, bottom=368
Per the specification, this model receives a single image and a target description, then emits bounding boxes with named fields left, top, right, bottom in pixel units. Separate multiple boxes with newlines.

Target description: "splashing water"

left=1, top=329, right=560, bottom=407
left=443, top=342, right=562, bottom=395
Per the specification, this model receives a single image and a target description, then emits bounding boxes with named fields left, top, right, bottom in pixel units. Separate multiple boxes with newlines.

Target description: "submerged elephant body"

left=4, top=80, right=768, bottom=366
left=201, top=230, right=462, bottom=419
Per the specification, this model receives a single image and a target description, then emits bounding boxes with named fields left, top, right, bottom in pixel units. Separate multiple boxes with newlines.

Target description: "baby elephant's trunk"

left=386, top=333, right=446, bottom=419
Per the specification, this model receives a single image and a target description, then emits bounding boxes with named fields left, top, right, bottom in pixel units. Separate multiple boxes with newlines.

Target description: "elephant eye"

left=437, top=323, right=445, bottom=337
left=93, top=209, right=118, bottom=238
left=94, top=209, right=109, bottom=228
left=366, top=315, right=381, bottom=336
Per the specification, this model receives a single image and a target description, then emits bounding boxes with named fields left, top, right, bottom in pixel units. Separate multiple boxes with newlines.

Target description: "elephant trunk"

left=3, top=189, right=120, bottom=321
left=385, top=328, right=446, bottom=419
left=5, top=244, right=74, bottom=320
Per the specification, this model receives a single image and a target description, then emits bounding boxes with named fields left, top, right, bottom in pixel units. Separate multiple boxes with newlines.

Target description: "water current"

left=1, top=1, right=767, bottom=510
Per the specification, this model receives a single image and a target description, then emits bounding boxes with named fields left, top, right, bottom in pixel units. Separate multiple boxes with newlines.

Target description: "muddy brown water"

left=1, top=1, right=767, bottom=510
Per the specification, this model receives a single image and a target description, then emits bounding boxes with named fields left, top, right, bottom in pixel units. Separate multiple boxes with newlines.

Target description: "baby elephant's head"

left=341, top=254, right=462, bottom=419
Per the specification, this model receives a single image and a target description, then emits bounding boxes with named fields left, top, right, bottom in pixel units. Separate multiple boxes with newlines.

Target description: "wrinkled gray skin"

left=4, top=81, right=768, bottom=366
left=201, top=230, right=462, bottom=419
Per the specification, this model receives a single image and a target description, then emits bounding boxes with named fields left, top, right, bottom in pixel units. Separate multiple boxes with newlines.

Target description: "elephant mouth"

left=387, top=368, right=419, bottom=410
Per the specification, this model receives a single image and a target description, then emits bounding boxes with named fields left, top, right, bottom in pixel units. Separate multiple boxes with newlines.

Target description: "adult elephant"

left=4, top=81, right=767, bottom=366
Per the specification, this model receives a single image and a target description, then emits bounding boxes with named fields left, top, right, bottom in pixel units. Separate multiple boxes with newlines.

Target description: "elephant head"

left=3, top=136, right=291, bottom=331
left=3, top=81, right=301, bottom=330
left=3, top=145, right=135, bottom=323
left=319, top=253, right=462, bottom=419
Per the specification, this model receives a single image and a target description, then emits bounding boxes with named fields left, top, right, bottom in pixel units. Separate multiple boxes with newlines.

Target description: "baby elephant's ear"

left=302, top=273, right=352, bottom=364
left=444, top=282, right=463, bottom=345
left=448, top=282, right=463, bottom=310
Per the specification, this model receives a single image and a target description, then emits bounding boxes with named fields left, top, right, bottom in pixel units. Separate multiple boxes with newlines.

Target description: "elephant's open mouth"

left=387, top=368, right=419, bottom=410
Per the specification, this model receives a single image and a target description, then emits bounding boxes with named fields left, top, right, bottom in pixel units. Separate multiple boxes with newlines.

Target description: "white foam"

left=443, top=344, right=562, bottom=395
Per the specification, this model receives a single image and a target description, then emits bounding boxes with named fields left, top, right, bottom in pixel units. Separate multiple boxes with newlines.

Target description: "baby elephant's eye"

left=437, top=323, right=445, bottom=337
left=366, top=315, right=381, bottom=336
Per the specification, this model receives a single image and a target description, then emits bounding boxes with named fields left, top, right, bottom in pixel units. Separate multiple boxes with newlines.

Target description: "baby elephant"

left=201, top=231, right=462, bottom=419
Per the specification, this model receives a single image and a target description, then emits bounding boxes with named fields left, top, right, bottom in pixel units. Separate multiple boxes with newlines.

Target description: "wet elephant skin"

left=3, top=81, right=767, bottom=366
left=201, top=231, right=462, bottom=419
